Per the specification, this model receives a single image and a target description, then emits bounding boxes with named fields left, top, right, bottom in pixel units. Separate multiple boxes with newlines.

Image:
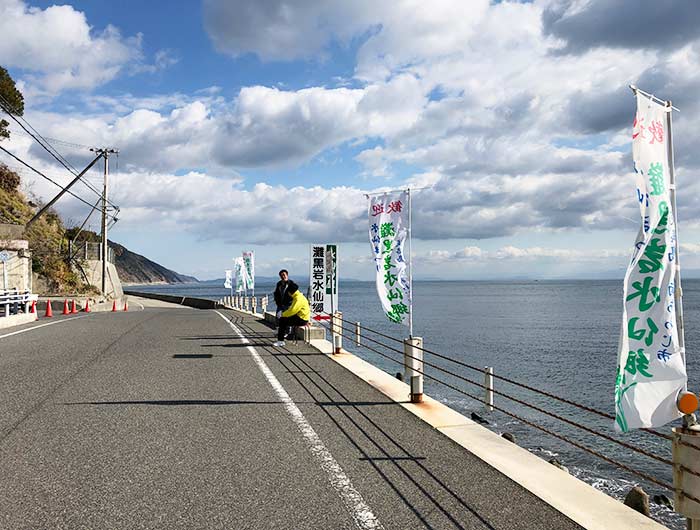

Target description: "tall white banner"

left=615, top=93, right=686, bottom=432
left=242, top=250, right=255, bottom=290
left=234, top=257, right=245, bottom=293
left=224, top=269, right=232, bottom=289
left=368, top=191, right=410, bottom=325
left=309, top=244, right=338, bottom=321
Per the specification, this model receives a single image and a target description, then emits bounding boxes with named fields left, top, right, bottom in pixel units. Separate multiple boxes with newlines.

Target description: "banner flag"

left=242, top=251, right=255, bottom=290
left=368, top=191, right=410, bottom=325
left=234, top=257, right=245, bottom=293
left=309, top=244, right=338, bottom=320
left=615, top=93, right=686, bottom=432
left=224, top=269, right=232, bottom=289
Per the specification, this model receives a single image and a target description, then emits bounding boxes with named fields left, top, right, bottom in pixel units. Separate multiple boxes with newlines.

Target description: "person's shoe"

left=273, top=341, right=285, bottom=347
left=285, top=333, right=295, bottom=340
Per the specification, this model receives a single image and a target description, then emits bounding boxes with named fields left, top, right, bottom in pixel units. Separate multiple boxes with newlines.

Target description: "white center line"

left=215, top=311, right=384, bottom=530
left=0, top=315, right=89, bottom=340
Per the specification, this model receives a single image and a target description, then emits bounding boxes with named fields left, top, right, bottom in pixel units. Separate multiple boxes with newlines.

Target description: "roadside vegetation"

left=0, top=66, right=97, bottom=295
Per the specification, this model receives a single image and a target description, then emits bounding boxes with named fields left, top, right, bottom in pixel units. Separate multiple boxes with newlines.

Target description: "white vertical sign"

left=234, top=257, right=245, bottom=293
left=615, top=93, right=686, bottom=432
left=309, top=244, right=338, bottom=321
left=242, top=250, right=255, bottom=291
left=368, top=191, right=410, bottom=325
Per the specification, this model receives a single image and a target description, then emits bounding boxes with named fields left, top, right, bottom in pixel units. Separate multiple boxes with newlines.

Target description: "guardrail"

left=0, top=289, right=37, bottom=317
left=313, top=309, right=700, bottom=522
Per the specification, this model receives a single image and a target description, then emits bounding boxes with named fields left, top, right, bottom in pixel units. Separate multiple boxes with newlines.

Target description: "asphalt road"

left=0, top=305, right=582, bottom=529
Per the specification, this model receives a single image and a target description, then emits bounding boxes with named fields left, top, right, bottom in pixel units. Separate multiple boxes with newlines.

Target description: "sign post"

left=309, top=244, right=338, bottom=323
left=0, top=251, right=10, bottom=291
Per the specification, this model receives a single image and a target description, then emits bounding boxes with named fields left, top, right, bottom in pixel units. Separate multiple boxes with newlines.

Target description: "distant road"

left=0, top=305, right=580, bottom=529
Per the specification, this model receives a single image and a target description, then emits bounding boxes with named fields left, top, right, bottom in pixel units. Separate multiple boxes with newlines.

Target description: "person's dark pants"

left=278, top=315, right=308, bottom=340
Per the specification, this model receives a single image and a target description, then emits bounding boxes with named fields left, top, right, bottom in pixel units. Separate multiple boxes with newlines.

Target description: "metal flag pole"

left=665, top=99, right=686, bottom=370
left=408, top=188, right=413, bottom=338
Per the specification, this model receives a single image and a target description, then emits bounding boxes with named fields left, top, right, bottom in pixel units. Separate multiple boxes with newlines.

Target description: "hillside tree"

left=0, top=66, right=24, bottom=141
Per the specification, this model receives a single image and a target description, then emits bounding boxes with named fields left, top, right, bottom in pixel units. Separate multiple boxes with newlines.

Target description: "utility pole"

left=90, top=148, right=118, bottom=296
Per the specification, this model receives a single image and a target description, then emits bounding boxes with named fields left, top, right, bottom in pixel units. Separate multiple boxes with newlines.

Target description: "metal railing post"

left=355, top=321, right=361, bottom=347
left=673, top=426, right=700, bottom=527
left=252, top=296, right=257, bottom=315
left=332, top=311, right=343, bottom=353
left=484, top=367, right=494, bottom=412
left=404, top=337, right=424, bottom=403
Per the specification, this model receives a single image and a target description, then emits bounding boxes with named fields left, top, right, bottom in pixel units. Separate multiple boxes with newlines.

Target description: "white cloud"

left=7, top=0, right=700, bottom=278
left=0, top=0, right=173, bottom=95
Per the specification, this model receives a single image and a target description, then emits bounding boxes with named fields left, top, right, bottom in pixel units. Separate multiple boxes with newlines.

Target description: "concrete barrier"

left=124, top=290, right=222, bottom=310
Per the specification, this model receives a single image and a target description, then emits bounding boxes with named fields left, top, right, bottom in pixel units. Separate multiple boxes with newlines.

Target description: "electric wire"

left=0, top=95, right=119, bottom=210
left=0, top=144, right=116, bottom=220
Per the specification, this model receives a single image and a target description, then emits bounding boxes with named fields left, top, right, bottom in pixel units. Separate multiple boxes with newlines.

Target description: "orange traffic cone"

left=29, top=300, right=36, bottom=313
left=123, top=301, right=128, bottom=312
left=45, top=300, right=53, bottom=318
left=112, top=300, right=117, bottom=312
left=84, top=299, right=91, bottom=313
left=62, top=299, right=70, bottom=315
left=71, top=299, right=78, bottom=314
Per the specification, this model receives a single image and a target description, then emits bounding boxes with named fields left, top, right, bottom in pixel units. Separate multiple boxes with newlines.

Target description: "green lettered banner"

left=615, top=93, right=686, bottom=432
left=368, top=191, right=410, bottom=325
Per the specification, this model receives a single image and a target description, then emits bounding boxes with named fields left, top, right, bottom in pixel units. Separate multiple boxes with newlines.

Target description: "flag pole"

left=408, top=187, right=413, bottom=338
left=665, top=99, right=686, bottom=371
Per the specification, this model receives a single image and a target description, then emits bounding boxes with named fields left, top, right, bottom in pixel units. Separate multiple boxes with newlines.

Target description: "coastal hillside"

left=110, top=240, right=197, bottom=285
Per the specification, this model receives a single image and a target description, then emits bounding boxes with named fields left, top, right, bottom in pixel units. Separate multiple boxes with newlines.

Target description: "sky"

left=1, top=0, right=700, bottom=281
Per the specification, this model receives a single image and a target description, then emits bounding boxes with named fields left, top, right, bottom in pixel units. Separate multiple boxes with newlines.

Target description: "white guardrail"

left=0, top=289, right=37, bottom=317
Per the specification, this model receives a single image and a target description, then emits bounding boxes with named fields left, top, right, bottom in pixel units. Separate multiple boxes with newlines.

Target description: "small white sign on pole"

left=309, top=244, right=338, bottom=321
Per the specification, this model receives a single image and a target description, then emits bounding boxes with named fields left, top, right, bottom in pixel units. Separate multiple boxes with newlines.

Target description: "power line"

left=0, top=94, right=119, bottom=210
left=0, top=144, right=117, bottom=221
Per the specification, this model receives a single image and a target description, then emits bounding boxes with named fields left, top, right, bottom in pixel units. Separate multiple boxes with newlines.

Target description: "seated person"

left=273, top=283, right=310, bottom=347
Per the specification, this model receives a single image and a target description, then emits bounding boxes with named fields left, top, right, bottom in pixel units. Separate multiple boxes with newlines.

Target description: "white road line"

left=215, top=311, right=384, bottom=530
left=0, top=315, right=89, bottom=340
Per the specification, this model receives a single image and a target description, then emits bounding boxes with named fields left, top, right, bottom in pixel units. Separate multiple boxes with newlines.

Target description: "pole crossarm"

left=25, top=152, right=103, bottom=228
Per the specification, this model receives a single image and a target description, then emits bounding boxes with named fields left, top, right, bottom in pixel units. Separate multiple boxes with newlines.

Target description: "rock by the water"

left=501, top=432, right=516, bottom=443
left=548, top=458, right=569, bottom=473
left=471, top=412, right=489, bottom=425
left=624, top=486, right=650, bottom=517
left=652, top=494, right=673, bottom=510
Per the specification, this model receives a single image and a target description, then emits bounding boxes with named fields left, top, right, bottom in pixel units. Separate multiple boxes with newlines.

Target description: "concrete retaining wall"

left=0, top=239, right=32, bottom=292
left=80, top=260, right=123, bottom=299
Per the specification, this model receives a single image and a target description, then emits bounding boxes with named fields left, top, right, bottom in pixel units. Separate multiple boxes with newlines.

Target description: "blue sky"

left=2, top=0, right=700, bottom=281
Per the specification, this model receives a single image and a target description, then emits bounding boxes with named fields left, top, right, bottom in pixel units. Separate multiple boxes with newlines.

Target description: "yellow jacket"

left=282, top=291, right=310, bottom=321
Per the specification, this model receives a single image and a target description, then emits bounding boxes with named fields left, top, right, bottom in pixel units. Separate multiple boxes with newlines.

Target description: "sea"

left=131, top=278, right=700, bottom=529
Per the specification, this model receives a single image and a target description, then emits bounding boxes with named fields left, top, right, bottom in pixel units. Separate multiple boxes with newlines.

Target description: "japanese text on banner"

left=615, top=93, right=686, bottom=432
left=234, top=257, right=245, bottom=293
left=309, top=244, right=338, bottom=319
left=368, top=192, right=410, bottom=325
left=242, top=251, right=255, bottom=290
